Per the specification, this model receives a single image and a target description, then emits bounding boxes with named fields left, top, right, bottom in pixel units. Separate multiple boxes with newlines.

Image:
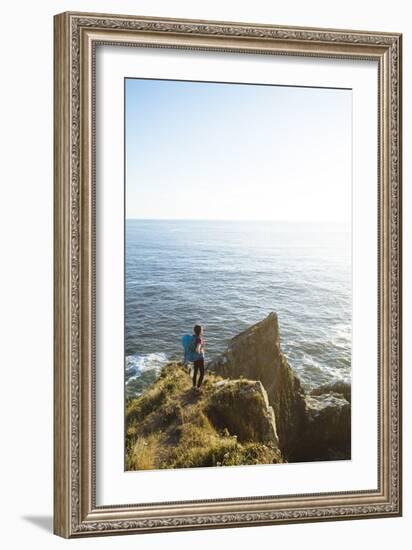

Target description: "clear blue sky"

left=125, top=78, right=352, bottom=223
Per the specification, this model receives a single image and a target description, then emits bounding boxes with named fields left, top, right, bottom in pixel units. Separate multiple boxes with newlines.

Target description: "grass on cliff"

left=125, top=363, right=282, bottom=470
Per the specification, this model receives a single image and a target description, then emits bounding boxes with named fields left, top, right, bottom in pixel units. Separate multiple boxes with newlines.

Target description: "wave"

left=125, top=352, right=169, bottom=381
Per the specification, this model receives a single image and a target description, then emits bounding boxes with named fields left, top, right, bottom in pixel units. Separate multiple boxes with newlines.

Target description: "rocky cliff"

left=126, top=363, right=283, bottom=470
left=209, top=313, right=351, bottom=462
left=125, top=313, right=350, bottom=470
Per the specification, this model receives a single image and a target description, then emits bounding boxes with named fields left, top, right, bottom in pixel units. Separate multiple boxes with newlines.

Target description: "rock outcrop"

left=208, top=313, right=306, bottom=459
left=208, top=312, right=351, bottom=462
left=310, top=381, right=351, bottom=403
left=302, top=392, right=351, bottom=461
left=205, top=379, right=279, bottom=447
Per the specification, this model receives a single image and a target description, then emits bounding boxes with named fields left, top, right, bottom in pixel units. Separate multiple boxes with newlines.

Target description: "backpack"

left=181, top=334, right=199, bottom=363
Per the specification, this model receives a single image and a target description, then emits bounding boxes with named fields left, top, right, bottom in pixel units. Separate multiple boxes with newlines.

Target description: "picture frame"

left=53, top=11, right=402, bottom=538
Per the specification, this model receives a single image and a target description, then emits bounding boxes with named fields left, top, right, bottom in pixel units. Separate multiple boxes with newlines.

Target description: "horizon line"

left=125, top=217, right=349, bottom=224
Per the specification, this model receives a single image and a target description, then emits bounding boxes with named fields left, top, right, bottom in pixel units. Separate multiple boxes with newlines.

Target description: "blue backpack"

left=182, top=334, right=200, bottom=363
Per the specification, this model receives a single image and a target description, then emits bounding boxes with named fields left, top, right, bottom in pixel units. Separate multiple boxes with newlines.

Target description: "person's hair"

left=194, top=324, right=202, bottom=336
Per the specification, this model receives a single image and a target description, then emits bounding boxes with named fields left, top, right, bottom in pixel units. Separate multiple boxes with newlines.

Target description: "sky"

left=125, top=78, right=352, bottom=224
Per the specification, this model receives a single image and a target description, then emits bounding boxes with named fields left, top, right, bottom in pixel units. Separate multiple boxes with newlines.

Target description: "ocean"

left=125, top=219, right=351, bottom=399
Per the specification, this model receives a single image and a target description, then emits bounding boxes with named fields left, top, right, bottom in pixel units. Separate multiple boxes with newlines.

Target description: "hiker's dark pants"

left=193, top=358, right=205, bottom=387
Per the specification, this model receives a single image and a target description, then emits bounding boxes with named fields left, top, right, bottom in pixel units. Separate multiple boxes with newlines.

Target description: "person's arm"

left=195, top=337, right=201, bottom=354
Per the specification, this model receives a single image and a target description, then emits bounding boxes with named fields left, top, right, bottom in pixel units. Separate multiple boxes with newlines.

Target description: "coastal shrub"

left=239, top=442, right=282, bottom=464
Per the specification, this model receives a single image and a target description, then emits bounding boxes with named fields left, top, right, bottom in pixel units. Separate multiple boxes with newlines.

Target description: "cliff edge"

left=209, top=313, right=351, bottom=462
left=125, top=313, right=351, bottom=469
left=126, top=363, right=283, bottom=470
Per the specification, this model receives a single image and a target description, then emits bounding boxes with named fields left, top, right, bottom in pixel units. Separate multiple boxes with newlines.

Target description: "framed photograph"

left=53, top=11, right=402, bottom=538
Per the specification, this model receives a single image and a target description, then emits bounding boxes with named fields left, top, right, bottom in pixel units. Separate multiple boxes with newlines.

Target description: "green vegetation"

left=125, top=363, right=283, bottom=470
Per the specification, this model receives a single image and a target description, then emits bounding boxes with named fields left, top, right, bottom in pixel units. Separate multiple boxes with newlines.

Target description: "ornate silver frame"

left=53, top=11, right=402, bottom=538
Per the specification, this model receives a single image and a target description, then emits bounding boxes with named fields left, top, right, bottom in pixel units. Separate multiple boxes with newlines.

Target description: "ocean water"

left=125, top=219, right=351, bottom=398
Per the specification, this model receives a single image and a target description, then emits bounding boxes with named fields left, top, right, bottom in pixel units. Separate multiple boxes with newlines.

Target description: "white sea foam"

left=125, top=352, right=168, bottom=381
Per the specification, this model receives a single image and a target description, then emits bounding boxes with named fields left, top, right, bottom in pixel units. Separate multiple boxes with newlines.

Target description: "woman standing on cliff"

left=192, top=325, right=205, bottom=391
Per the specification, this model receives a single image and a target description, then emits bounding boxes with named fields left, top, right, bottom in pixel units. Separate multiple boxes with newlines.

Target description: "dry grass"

left=125, top=362, right=282, bottom=470
left=126, top=434, right=160, bottom=470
